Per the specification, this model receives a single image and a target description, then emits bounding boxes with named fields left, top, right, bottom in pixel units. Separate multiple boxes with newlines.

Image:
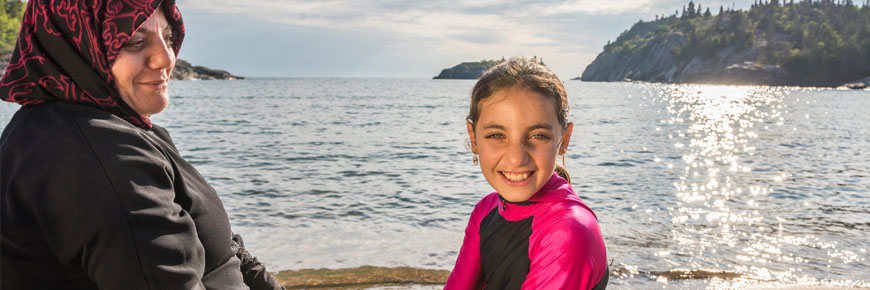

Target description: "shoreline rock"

left=171, top=59, right=244, bottom=80
left=840, top=76, right=870, bottom=90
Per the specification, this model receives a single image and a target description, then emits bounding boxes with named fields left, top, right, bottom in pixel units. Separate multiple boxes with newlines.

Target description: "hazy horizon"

left=175, top=0, right=774, bottom=79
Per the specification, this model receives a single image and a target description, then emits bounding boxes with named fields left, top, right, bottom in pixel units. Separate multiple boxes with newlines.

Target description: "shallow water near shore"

left=2, top=79, right=868, bottom=289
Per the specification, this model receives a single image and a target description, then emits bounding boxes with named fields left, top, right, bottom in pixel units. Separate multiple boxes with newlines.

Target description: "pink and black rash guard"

left=445, top=173, right=608, bottom=290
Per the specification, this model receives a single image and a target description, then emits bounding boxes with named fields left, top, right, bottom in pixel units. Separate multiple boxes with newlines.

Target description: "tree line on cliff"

left=588, top=0, right=870, bottom=86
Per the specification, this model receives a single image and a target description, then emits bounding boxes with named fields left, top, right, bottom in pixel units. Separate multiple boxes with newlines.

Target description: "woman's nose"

left=147, top=36, right=174, bottom=71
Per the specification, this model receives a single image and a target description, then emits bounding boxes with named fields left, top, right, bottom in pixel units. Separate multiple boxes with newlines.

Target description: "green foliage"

left=601, top=0, right=870, bottom=86
left=1, top=0, right=26, bottom=55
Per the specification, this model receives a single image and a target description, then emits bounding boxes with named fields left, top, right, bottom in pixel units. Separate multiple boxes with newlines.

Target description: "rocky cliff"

left=581, top=2, right=870, bottom=88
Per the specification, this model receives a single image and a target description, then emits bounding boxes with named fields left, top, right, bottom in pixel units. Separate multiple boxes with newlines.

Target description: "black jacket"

left=1, top=101, right=281, bottom=290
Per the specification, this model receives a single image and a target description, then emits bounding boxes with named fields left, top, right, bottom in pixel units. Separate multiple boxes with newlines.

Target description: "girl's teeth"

left=504, top=172, right=530, bottom=182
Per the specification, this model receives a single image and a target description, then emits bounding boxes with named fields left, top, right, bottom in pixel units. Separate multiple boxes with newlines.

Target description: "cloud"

left=175, top=0, right=681, bottom=77
left=179, top=0, right=598, bottom=50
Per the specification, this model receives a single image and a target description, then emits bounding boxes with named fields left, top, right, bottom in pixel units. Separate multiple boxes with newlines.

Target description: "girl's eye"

left=485, top=133, right=505, bottom=139
left=530, top=133, right=550, bottom=140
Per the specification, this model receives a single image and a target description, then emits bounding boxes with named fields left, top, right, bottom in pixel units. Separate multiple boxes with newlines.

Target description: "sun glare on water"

left=643, top=84, right=868, bottom=289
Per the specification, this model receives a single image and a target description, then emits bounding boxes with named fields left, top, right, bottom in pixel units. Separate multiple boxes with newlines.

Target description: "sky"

left=175, top=0, right=758, bottom=79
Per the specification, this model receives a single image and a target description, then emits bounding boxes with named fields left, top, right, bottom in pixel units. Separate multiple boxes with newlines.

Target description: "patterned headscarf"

left=0, top=0, right=184, bottom=129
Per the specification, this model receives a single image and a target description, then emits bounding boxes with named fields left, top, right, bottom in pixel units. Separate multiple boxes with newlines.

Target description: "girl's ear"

left=559, top=122, right=574, bottom=155
left=467, top=121, right=477, bottom=153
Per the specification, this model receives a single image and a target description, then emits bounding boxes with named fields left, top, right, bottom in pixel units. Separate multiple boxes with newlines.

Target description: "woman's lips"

left=499, top=170, right=534, bottom=185
left=139, top=80, right=167, bottom=90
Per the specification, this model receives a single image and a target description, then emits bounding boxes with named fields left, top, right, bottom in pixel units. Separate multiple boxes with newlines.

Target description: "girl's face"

left=467, top=85, right=573, bottom=202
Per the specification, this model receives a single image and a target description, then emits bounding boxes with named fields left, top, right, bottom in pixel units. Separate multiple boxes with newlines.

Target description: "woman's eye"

left=485, top=133, right=505, bottom=139
left=530, top=133, right=550, bottom=140
left=123, top=39, right=145, bottom=49
left=163, top=34, right=174, bottom=46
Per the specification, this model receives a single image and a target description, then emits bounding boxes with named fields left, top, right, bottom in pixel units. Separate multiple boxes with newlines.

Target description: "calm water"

left=1, top=79, right=868, bottom=289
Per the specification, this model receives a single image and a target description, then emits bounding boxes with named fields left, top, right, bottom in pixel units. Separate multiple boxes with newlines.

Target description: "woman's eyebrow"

left=135, top=25, right=171, bottom=34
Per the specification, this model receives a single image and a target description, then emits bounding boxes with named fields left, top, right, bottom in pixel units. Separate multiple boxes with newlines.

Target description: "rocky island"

left=434, top=59, right=505, bottom=79
left=434, top=57, right=549, bottom=79
left=581, top=1, right=870, bottom=88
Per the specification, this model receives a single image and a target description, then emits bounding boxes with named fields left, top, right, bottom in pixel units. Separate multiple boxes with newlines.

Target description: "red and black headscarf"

left=0, top=0, right=184, bottom=129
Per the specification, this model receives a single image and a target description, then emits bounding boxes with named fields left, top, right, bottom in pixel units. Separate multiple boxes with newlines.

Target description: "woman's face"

left=467, top=85, right=573, bottom=202
left=111, top=9, right=175, bottom=118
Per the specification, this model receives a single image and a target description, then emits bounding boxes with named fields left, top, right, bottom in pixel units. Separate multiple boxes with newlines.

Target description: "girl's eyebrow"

left=527, top=124, right=552, bottom=131
left=482, top=124, right=505, bottom=130
left=482, top=124, right=552, bottom=131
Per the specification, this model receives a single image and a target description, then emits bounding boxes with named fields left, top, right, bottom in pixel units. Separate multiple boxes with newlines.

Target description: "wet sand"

left=274, top=266, right=867, bottom=289
left=275, top=266, right=448, bottom=289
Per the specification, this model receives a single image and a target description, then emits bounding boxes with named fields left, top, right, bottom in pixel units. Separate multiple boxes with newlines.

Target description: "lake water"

left=1, top=79, right=868, bottom=289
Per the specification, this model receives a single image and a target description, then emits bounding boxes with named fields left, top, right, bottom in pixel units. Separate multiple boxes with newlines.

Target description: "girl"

left=445, top=58, right=608, bottom=289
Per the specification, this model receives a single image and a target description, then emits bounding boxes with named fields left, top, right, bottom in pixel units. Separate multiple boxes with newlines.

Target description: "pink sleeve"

left=444, top=197, right=494, bottom=290
left=522, top=210, right=607, bottom=290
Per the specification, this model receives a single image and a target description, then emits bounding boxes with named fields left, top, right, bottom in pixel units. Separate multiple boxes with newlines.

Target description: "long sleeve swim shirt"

left=445, top=173, right=608, bottom=290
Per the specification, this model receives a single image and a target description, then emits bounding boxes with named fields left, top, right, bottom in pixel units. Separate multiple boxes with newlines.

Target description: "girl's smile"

left=468, top=84, right=573, bottom=202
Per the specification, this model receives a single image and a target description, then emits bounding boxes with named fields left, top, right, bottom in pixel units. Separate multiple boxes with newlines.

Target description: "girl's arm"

left=444, top=199, right=491, bottom=290
left=523, top=215, right=608, bottom=289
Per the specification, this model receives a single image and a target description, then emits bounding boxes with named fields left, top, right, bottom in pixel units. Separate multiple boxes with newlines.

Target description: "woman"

left=0, top=1, right=282, bottom=289
left=445, top=58, right=608, bottom=289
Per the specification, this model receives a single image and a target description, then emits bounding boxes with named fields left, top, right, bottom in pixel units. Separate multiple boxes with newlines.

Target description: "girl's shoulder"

left=530, top=193, right=601, bottom=239
left=469, top=192, right=501, bottom=219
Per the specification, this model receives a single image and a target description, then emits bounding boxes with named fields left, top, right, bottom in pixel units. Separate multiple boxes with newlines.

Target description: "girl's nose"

left=506, top=140, right=528, bottom=166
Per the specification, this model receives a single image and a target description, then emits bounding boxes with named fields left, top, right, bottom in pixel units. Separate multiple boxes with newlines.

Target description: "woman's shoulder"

left=2, top=101, right=170, bottom=171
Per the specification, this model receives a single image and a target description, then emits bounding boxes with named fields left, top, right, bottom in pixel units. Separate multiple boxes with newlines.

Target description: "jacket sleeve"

left=522, top=214, right=608, bottom=290
left=26, top=118, right=209, bottom=289
left=232, top=234, right=284, bottom=290
left=444, top=200, right=487, bottom=290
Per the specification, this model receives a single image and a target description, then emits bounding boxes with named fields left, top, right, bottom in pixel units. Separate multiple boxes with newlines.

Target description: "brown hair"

left=467, top=58, right=571, bottom=183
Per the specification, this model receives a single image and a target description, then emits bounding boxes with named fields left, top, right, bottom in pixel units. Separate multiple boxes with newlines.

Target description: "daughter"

left=445, top=58, right=608, bottom=289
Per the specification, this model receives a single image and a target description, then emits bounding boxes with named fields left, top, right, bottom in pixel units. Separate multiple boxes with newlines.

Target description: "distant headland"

left=434, top=57, right=547, bottom=79
left=171, top=59, right=244, bottom=80
left=581, top=0, right=870, bottom=88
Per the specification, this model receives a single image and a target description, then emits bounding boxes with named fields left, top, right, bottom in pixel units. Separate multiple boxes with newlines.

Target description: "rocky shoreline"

left=580, top=31, right=870, bottom=89
left=171, top=59, right=243, bottom=80
left=580, top=3, right=870, bottom=89
left=0, top=53, right=242, bottom=81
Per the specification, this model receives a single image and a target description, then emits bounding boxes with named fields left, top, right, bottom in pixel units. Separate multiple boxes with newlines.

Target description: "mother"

left=0, top=1, right=282, bottom=289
